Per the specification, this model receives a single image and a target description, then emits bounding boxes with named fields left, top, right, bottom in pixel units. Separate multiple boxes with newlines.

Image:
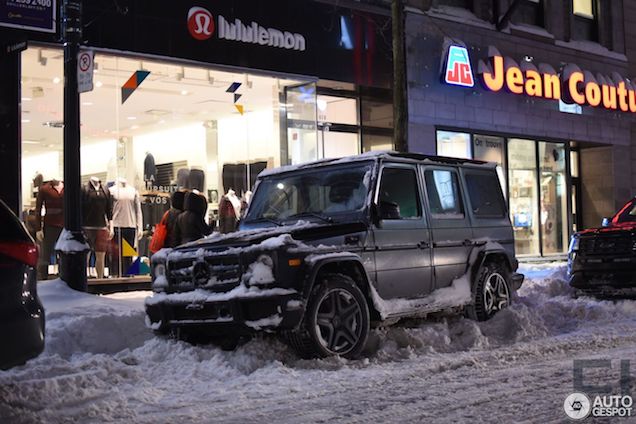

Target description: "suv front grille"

left=579, top=235, right=635, bottom=256
left=168, top=255, right=241, bottom=291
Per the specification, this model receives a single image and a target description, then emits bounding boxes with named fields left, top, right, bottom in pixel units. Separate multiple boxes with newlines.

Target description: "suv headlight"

left=568, top=235, right=580, bottom=254
left=152, top=263, right=168, bottom=291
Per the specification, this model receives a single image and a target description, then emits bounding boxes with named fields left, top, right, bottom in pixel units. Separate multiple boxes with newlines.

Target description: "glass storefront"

left=508, top=139, right=540, bottom=256
left=21, top=47, right=392, bottom=279
left=437, top=131, right=571, bottom=257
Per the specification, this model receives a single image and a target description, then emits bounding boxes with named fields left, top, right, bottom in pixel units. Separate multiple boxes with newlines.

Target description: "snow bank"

left=37, top=280, right=152, bottom=359
left=1, top=262, right=636, bottom=423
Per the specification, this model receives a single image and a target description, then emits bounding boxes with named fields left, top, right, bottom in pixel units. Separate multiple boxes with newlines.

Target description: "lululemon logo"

left=188, top=7, right=214, bottom=40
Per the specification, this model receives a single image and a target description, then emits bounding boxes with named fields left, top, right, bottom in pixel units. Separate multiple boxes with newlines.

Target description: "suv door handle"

left=462, top=239, right=473, bottom=246
left=417, top=241, right=430, bottom=249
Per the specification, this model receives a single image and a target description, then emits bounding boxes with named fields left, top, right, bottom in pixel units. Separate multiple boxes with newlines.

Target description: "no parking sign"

left=78, top=50, right=94, bottom=93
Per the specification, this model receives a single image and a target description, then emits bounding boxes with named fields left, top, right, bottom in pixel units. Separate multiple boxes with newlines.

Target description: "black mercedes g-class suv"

left=568, top=196, right=636, bottom=297
left=146, top=152, right=524, bottom=358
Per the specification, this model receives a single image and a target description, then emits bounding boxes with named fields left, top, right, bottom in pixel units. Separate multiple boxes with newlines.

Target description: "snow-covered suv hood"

left=164, top=220, right=369, bottom=254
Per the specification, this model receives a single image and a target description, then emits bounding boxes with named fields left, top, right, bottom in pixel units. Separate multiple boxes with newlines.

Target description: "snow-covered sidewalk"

left=1, top=263, right=635, bottom=423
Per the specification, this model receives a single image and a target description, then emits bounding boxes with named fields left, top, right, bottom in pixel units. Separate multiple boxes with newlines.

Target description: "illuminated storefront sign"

left=444, top=45, right=474, bottom=87
left=443, top=45, right=636, bottom=114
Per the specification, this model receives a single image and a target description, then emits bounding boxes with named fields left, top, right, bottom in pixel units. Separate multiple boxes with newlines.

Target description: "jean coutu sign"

left=187, top=6, right=306, bottom=51
left=443, top=44, right=636, bottom=114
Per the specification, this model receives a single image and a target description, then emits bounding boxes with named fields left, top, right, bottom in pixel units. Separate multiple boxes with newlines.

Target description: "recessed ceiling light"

left=48, top=144, right=55, bottom=148
left=127, top=116, right=136, bottom=120
left=181, top=90, right=188, bottom=95
left=131, top=125, right=139, bottom=130
left=52, top=77, right=61, bottom=84
left=22, top=97, right=32, bottom=102
left=23, top=140, right=39, bottom=144
left=82, top=102, right=93, bottom=106
left=96, top=81, right=103, bottom=88
left=158, top=119, right=166, bottom=124
left=21, top=119, right=30, bottom=123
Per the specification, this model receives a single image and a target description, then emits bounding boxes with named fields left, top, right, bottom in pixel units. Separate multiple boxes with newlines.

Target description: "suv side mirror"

left=601, top=217, right=611, bottom=227
left=379, top=200, right=401, bottom=220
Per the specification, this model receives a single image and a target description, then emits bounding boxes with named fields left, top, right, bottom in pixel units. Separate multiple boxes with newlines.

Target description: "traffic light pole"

left=58, top=0, right=88, bottom=291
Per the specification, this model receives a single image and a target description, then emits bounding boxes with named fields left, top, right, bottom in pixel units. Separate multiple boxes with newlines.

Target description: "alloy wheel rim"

left=483, top=272, right=509, bottom=316
left=315, top=288, right=362, bottom=354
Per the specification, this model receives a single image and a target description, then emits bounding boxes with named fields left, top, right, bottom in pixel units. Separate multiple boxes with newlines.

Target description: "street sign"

left=77, top=50, right=94, bottom=93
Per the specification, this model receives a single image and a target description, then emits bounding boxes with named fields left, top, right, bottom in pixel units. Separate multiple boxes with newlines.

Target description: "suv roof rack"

left=386, top=152, right=489, bottom=166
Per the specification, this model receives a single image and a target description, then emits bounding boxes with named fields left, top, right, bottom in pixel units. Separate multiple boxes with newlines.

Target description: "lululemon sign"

left=188, top=7, right=214, bottom=40
left=187, top=6, right=306, bottom=51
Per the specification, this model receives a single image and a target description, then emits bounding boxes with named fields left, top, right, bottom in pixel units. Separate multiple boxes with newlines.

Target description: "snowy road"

left=1, top=263, right=636, bottom=423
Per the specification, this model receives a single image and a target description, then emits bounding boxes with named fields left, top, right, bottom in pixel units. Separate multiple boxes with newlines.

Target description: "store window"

left=508, top=139, right=540, bottom=256
left=513, top=0, right=544, bottom=27
left=436, top=130, right=471, bottom=159
left=472, top=134, right=506, bottom=192
left=572, top=0, right=598, bottom=42
left=21, top=46, right=305, bottom=280
left=539, top=142, right=568, bottom=255
left=317, top=95, right=359, bottom=159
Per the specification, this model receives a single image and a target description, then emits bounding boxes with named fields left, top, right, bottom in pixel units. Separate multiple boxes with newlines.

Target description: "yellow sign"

left=122, top=239, right=138, bottom=257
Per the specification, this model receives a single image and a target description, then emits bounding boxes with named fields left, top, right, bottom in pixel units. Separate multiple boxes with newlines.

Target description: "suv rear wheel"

left=466, top=261, right=511, bottom=321
left=287, top=273, right=370, bottom=359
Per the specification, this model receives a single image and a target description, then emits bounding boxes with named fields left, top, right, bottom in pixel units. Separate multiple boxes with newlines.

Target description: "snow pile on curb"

left=38, top=280, right=151, bottom=359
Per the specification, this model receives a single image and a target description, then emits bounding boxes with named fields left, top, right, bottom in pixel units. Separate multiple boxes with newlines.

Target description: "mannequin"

left=81, top=177, right=113, bottom=278
left=35, top=179, right=64, bottom=279
left=218, top=188, right=241, bottom=234
left=143, top=152, right=156, bottom=183
left=110, top=177, right=143, bottom=277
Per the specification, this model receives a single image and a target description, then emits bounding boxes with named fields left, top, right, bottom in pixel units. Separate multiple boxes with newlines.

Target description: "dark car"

left=146, top=152, right=523, bottom=358
left=0, top=199, right=45, bottom=370
left=568, top=197, right=636, bottom=297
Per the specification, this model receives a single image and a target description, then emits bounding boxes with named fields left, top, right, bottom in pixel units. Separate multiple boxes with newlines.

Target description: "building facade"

left=405, top=0, right=636, bottom=257
left=0, top=0, right=393, bottom=278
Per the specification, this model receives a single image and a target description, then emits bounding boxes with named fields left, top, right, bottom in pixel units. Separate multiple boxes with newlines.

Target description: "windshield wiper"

left=286, top=212, right=334, bottom=224
left=245, top=217, right=283, bottom=226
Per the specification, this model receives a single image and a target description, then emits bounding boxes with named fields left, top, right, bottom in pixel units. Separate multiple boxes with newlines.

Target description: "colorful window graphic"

left=444, top=45, right=474, bottom=88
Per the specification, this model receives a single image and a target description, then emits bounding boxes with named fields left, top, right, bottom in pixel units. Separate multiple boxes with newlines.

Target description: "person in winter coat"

left=164, top=191, right=186, bottom=248
left=174, top=191, right=212, bottom=245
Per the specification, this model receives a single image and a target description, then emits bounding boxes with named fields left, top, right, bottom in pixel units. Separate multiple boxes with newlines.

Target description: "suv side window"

left=424, top=169, right=464, bottom=219
left=464, top=171, right=506, bottom=217
left=378, top=167, right=422, bottom=219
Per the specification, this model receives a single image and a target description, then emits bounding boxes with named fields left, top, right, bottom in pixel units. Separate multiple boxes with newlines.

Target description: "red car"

left=0, top=199, right=45, bottom=370
left=568, top=197, right=636, bottom=297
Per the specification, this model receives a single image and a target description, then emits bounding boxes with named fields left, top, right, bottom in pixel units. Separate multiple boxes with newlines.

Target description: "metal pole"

left=58, top=0, right=88, bottom=291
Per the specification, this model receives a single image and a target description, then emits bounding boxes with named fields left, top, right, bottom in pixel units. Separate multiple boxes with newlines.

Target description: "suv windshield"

left=612, top=198, right=636, bottom=224
left=245, top=162, right=374, bottom=224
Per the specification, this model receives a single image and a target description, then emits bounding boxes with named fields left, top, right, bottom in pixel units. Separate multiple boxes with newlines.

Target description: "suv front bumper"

left=568, top=255, right=636, bottom=296
left=145, top=290, right=305, bottom=335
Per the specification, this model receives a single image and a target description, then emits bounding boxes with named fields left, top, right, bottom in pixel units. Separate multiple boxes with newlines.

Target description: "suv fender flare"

left=468, top=242, right=514, bottom=285
left=299, top=253, right=376, bottom=317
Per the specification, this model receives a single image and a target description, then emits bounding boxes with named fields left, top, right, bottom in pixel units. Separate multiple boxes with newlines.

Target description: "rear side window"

left=0, top=202, right=29, bottom=241
left=378, top=168, right=422, bottom=219
left=424, top=169, right=464, bottom=219
left=464, top=172, right=507, bottom=217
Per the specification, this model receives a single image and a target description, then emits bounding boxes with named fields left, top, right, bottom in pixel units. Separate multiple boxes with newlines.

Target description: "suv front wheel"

left=466, top=261, right=511, bottom=321
left=287, top=273, right=370, bottom=359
